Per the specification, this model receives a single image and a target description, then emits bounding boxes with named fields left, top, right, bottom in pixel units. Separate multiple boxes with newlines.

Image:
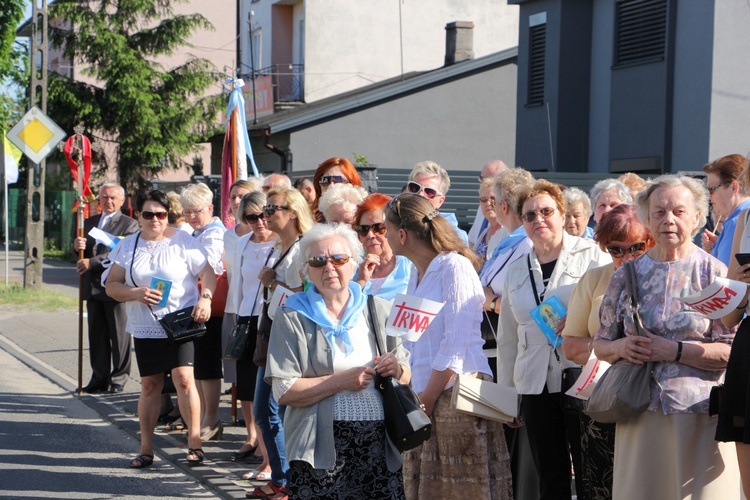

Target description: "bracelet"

left=267, top=279, right=277, bottom=289
left=674, top=341, right=683, bottom=363
left=737, top=300, right=749, bottom=310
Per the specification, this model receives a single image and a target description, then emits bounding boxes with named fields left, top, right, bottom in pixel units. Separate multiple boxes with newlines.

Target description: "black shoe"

left=109, top=384, right=125, bottom=393
left=82, top=383, right=108, bottom=394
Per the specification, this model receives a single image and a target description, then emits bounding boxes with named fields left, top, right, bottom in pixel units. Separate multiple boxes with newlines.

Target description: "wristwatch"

left=489, top=297, right=498, bottom=312
left=201, top=292, right=213, bottom=301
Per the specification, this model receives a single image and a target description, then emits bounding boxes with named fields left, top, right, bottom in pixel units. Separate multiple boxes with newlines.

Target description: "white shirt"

left=404, top=252, right=490, bottom=394
left=273, top=239, right=304, bottom=290
left=193, top=218, right=226, bottom=275
left=110, top=230, right=208, bottom=339
left=98, top=211, right=115, bottom=230
left=481, top=238, right=533, bottom=295
left=237, top=235, right=278, bottom=317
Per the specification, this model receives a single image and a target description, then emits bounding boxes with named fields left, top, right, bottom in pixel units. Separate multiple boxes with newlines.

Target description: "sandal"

left=242, top=470, right=271, bottom=481
left=245, top=482, right=288, bottom=499
left=186, top=448, right=205, bottom=465
left=162, top=417, right=186, bottom=433
left=129, top=454, right=154, bottom=468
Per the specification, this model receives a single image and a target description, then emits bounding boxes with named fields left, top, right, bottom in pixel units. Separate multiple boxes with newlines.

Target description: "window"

left=527, top=16, right=546, bottom=107
left=614, top=0, right=667, bottom=66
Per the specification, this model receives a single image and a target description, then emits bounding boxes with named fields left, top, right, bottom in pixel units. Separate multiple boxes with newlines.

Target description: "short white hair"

left=298, top=223, right=364, bottom=280
left=318, top=183, right=367, bottom=221
left=590, top=179, right=633, bottom=207
left=180, top=182, right=213, bottom=208
left=563, top=187, right=592, bottom=217
left=409, top=160, right=451, bottom=195
left=100, top=183, right=125, bottom=198
left=636, top=174, right=708, bottom=237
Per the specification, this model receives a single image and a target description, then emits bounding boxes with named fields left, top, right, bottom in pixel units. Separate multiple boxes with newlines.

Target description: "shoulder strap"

left=624, top=260, right=646, bottom=338
left=366, top=295, right=384, bottom=356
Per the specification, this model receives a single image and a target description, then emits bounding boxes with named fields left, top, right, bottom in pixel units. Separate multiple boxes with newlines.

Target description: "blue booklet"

left=529, top=295, right=567, bottom=348
left=149, top=277, right=173, bottom=308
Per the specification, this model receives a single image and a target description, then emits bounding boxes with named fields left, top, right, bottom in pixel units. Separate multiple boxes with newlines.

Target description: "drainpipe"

left=263, top=129, right=290, bottom=173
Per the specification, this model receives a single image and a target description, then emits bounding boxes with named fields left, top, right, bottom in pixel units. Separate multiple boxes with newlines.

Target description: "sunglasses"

left=522, top=207, right=557, bottom=223
left=141, top=210, right=168, bottom=221
left=606, top=242, right=647, bottom=258
left=354, top=222, right=387, bottom=237
left=307, top=254, right=351, bottom=268
left=245, top=212, right=265, bottom=224
left=319, top=175, right=349, bottom=186
left=406, top=181, right=442, bottom=199
left=263, top=204, right=289, bottom=216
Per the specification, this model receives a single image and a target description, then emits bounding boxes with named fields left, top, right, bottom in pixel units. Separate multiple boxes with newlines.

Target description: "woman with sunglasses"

left=247, top=187, right=314, bottom=500
left=384, top=193, right=512, bottom=500
left=105, top=189, right=217, bottom=468
left=181, top=183, right=227, bottom=444
left=311, top=157, right=363, bottom=222
left=352, top=193, right=412, bottom=300
left=595, top=175, right=739, bottom=498
left=560, top=204, right=654, bottom=499
left=497, top=179, right=610, bottom=500
left=265, top=223, right=411, bottom=499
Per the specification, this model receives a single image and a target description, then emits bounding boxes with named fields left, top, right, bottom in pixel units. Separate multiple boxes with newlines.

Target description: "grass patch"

left=0, top=283, right=78, bottom=311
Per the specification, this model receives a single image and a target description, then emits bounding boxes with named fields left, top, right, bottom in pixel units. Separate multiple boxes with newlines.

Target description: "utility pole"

left=24, top=0, right=49, bottom=289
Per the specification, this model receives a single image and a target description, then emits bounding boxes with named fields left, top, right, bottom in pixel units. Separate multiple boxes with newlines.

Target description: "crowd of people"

left=72, top=153, right=750, bottom=499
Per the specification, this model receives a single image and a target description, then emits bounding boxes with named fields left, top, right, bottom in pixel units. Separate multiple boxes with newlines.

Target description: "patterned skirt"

left=289, top=420, right=405, bottom=500
left=403, top=375, right=513, bottom=500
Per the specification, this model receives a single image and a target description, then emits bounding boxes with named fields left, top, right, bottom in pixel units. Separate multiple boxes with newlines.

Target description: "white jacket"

left=497, top=232, right=611, bottom=394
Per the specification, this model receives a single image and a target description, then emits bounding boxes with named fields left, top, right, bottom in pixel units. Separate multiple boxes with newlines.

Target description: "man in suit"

left=73, top=183, right=139, bottom=393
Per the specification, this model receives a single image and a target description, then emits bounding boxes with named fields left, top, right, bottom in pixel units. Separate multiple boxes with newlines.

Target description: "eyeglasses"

left=182, top=207, right=207, bottom=217
left=354, top=222, right=387, bottom=237
left=307, top=254, right=351, bottom=268
left=406, top=181, right=442, bottom=199
left=606, top=242, right=647, bottom=258
left=263, top=204, right=289, bottom=216
left=141, top=211, right=168, bottom=221
left=479, top=196, right=496, bottom=205
left=707, top=181, right=731, bottom=195
left=319, top=175, right=349, bottom=186
left=244, top=212, right=265, bottom=224
left=521, top=206, right=557, bottom=223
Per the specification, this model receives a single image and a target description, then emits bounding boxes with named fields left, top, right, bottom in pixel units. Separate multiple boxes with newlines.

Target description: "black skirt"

left=716, top=315, right=750, bottom=443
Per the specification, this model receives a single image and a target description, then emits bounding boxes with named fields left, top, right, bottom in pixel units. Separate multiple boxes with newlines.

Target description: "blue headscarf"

left=480, top=225, right=528, bottom=278
left=284, top=281, right=367, bottom=356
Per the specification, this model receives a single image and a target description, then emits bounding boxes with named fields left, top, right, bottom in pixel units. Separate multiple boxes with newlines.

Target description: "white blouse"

left=193, top=218, right=225, bottom=275
left=237, top=234, right=278, bottom=317
left=404, top=252, right=490, bottom=394
left=111, top=230, right=208, bottom=339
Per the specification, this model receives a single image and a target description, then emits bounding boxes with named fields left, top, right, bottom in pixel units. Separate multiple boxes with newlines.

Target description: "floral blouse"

left=596, top=248, right=736, bottom=414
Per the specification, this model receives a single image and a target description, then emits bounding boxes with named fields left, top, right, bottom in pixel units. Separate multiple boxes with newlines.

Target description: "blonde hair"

left=180, top=182, right=213, bottom=209
left=409, top=160, right=451, bottom=195
left=385, top=193, right=481, bottom=270
left=493, top=167, right=534, bottom=209
left=516, top=179, right=567, bottom=218
left=166, top=191, right=185, bottom=226
left=267, top=187, right=315, bottom=234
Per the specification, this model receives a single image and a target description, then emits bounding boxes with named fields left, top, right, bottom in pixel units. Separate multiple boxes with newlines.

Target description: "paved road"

left=0, top=252, right=263, bottom=499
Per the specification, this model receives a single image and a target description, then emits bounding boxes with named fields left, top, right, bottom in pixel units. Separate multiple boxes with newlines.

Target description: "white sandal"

left=242, top=470, right=272, bottom=481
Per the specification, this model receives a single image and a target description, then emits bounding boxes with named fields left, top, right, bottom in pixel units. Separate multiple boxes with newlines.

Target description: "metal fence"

left=3, top=189, right=76, bottom=251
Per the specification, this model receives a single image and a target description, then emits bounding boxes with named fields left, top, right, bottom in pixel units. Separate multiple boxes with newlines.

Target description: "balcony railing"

left=243, top=63, right=304, bottom=103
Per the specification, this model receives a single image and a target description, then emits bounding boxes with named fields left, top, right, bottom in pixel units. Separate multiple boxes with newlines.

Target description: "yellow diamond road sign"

left=7, top=106, right=67, bottom=165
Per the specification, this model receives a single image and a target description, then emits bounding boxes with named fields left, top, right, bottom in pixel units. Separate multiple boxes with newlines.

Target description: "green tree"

left=0, top=0, right=27, bottom=130
left=48, top=0, right=223, bottom=190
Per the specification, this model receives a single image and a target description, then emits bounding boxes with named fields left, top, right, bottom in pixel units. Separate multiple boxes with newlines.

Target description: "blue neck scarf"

left=480, top=225, right=528, bottom=277
left=284, top=281, right=367, bottom=356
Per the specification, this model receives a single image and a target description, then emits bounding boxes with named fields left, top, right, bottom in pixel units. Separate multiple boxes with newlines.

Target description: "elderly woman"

left=589, top=179, right=633, bottom=225
left=498, top=179, right=611, bottom=500
left=353, top=193, right=412, bottom=300
left=246, top=187, right=314, bottom=499
left=311, top=157, right=363, bottom=221
left=472, top=178, right=504, bottom=262
left=617, top=172, right=647, bottom=199
left=385, top=193, right=512, bottom=499
left=106, top=190, right=216, bottom=467
left=563, top=187, right=593, bottom=238
left=701, top=154, right=750, bottom=264
left=265, top=223, right=411, bottom=499
left=318, top=183, right=368, bottom=225
left=594, top=174, right=740, bottom=498
left=561, top=204, right=655, bottom=499
left=181, top=183, right=226, bottom=442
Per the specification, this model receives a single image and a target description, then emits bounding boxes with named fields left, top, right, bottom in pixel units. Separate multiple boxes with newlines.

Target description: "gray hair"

left=263, top=173, right=292, bottom=189
left=563, top=187, right=592, bottom=217
left=298, top=223, right=364, bottom=280
left=590, top=179, right=633, bottom=208
left=409, top=160, right=451, bottom=195
left=100, top=183, right=125, bottom=198
left=238, top=191, right=266, bottom=223
left=318, top=183, right=368, bottom=221
left=180, top=182, right=213, bottom=209
left=636, top=174, right=708, bottom=237
left=492, top=167, right=534, bottom=210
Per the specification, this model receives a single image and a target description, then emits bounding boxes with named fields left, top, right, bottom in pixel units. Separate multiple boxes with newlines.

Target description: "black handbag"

left=561, top=366, right=584, bottom=412
left=367, top=295, right=432, bottom=452
left=224, top=319, right=253, bottom=360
